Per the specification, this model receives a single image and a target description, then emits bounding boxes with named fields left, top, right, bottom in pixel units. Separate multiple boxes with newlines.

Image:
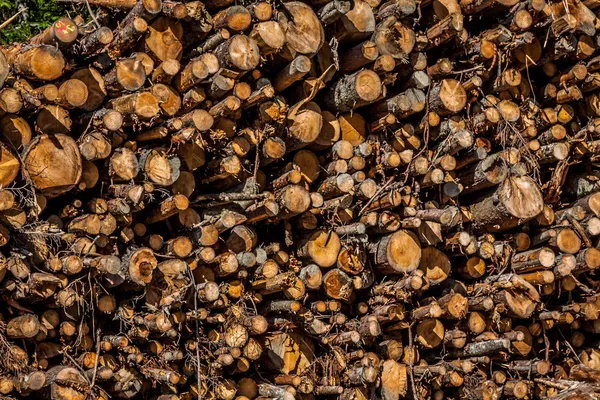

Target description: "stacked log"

left=0, top=0, right=600, bottom=398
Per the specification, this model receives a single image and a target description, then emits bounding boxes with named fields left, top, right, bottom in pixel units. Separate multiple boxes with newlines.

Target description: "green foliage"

left=0, top=0, right=72, bottom=44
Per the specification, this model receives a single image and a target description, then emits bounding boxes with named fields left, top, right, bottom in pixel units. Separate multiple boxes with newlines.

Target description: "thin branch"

left=0, top=8, right=27, bottom=32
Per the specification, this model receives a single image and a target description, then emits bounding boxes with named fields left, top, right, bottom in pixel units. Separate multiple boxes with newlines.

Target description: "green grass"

left=0, top=0, right=72, bottom=44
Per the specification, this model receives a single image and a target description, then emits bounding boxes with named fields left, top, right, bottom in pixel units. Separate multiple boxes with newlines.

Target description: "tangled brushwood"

left=2, top=0, right=600, bottom=398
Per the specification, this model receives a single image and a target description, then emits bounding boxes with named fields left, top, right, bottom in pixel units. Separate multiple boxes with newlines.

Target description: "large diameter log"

left=71, top=67, right=107, bottom=111
left=429, top=79, right=467, bottom=115
left=44, top=366, right=88, bottom=400
left=369, top=230, right=422, bottom=273
left=297, top=230, right=341, bottom=267
left=262, top=332, right=314, bottom=374
left=5, top=45, right=66, bottom=81
left=0, top=51, right=8, bottom=88
left=418, top=246, right=451, bottom=284
left=272, top=56, right=312, bottom=93
left=23, top=134, right=82, bottom=198
left=381, top=360, right=408, bottom=400
left=125, top=247, right=158, bottom=286
left=468, top=176, right=544, bottom=232
left=214, top=35, right=261, bottom=71
left=0, top=144, right=20, bottom=187
left=6, top=314, right=40, bottom=338
left=323, top=69, right=382, bottom=112
left=276, top=185, right=311, bottom=218
left=277, top=1, right=325, bottom=55
left=285, top=102, right=323, bottom=152
left=372, top=18, right=415, bottom=60
left=492, top=275, right=540, bottom=318
left=145, top=16, right=183, bottom=61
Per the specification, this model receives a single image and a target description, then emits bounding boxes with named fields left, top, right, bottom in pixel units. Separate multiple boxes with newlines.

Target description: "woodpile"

left=2, top=0, right=600, bottom=398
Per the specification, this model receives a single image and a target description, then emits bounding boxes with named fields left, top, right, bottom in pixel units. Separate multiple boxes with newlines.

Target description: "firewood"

left=3, top=0, right=600, bottom=397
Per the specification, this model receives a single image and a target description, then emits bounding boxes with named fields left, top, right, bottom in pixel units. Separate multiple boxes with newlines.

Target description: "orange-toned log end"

left=146, top=16, right=184, bottom=61
left=15, top=45, right=66, bottom=81
left=431, top=79, right=467, bottom=115
left=371, top=229, right=422, bottom=274
left=323, top=268, right=353, bottom=301
left=418, top=246, right=451, bottom=284
left=71, top=67, right=107, bottom=111
left=416, top=318, right=445, bottom=348
left=58, top=79, right=89, bottom=108
left=23, top=134, right=82, bottom=198
left=277, top=184, right=311, bottom=218
left=381, top=360, right=408, bottom=400
left=299, top=230, right=341, bottom=268
left=278, top=1, right=325, bottom=56
left=223, top=35, right=261, bottom=71
left=286, top=102, right=323, bottom=152
left=49, top=367, right=87, bottom=400
left=127, top=247, right=158, bottom=286
left=0, top=143, right=20, bottom=187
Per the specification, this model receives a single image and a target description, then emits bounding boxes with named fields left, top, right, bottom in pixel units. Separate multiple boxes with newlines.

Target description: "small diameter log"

left=145, top=195, right=189, bottom=224
left=447, top=338, right=511, bottom=358
left=323, top=69, right=382, bottom=112
left=338, top=40, right=379, bottom=73
left=272, top=56, right=312, bottom=93
left=151, top=58, right=180, bottom=83
left=366, top=88, right=425, bottom=120
left=74, top=26, right=114, bottom=56
left=109, top=92, right=160, bottom=119
left=106, top=17, right=149, bottom=60
left=512, top=247, right=556, bottom=272
left=173, top=59, right=209, bottom=93
left=458, top=153, right=508, bottom=194
left=30, top=17, right=78, bottom=47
